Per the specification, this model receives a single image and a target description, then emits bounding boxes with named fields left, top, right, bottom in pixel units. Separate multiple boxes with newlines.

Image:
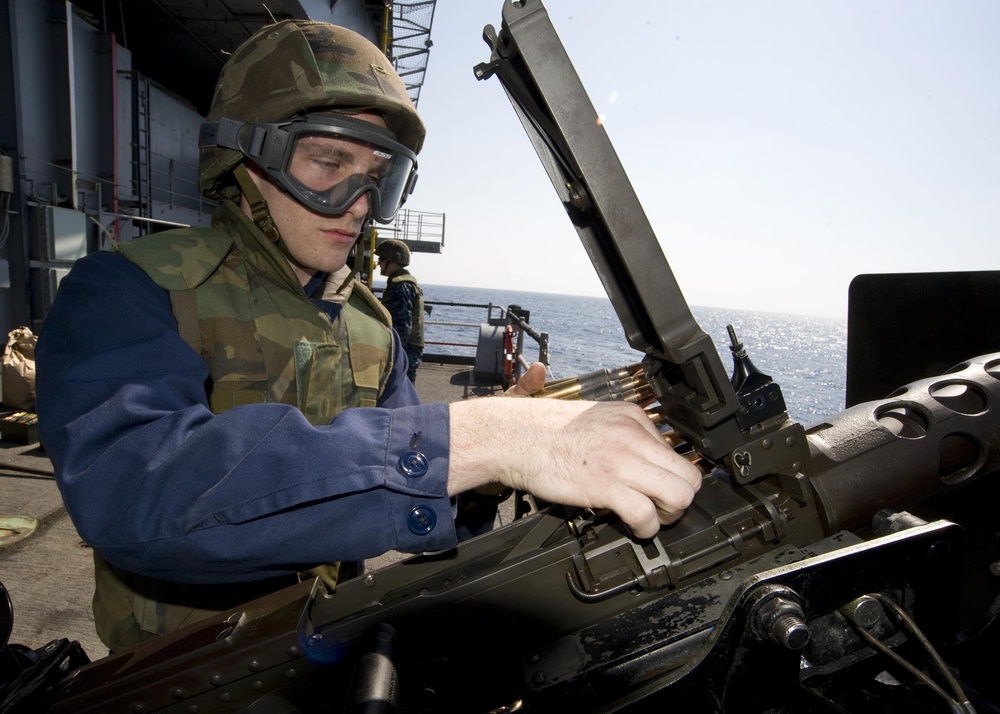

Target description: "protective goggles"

left=200, top=113, right=418, bottom=223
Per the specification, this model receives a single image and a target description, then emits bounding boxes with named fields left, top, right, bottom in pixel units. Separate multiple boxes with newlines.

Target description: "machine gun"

left=4, top=364, right=999, bottom=713
left=3, top=1, right=1000, bottom=711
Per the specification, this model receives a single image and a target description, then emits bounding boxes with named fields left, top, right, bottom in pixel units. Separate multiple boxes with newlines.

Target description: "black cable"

left=871, top=593, right=970, bottom=706
left=844, top=593, right=973, bottom=711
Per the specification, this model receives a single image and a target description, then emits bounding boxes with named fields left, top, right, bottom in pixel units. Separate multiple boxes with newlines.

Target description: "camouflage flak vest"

left=386, top=272, right=425, bottom=348
left=92, top=203, right=393, bottom=651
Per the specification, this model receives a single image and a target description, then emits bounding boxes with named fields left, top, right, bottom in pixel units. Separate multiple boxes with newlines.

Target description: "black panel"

left=846, top=271, right=1000, bottom=406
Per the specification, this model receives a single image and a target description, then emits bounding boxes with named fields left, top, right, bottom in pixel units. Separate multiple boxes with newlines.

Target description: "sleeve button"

left=398, top=451, right=428, bottom=477
left=407, top=506, right=436, bottom=535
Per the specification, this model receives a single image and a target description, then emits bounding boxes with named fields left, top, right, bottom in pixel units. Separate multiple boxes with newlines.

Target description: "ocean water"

left=420, top=284, right=847, bottom=425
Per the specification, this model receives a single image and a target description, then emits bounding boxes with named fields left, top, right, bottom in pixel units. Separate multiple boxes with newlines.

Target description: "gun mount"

left=2, top=1, right=999, bottom=712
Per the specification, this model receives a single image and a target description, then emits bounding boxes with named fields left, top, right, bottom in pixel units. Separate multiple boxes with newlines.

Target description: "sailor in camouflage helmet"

left=376, top=238, right=424, bottom=382
left=39, top=20, right=440, bottom=651
left=36, top=19, right=702, bottom=653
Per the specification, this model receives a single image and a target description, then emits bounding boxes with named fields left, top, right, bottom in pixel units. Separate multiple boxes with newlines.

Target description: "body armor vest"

left=92, top=201, right=393, bottom=651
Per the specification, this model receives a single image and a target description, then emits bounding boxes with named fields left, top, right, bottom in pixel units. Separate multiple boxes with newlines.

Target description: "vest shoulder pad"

left=390, top=273, right=422, bottom=296
left=391, top=273, right=419, bottom=286
left=348, top=280, right=393, bottom=327
left=114, top=228, right=235, bottom=291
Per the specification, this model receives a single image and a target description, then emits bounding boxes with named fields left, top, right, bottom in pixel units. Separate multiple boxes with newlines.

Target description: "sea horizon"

left=372, top=281, right=850, bottom=323
left=411, top=284, right=848, bottom=424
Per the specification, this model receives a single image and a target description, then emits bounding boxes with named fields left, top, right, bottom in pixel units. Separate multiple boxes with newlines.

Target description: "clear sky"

left=400, top=0, right=998, bottom=320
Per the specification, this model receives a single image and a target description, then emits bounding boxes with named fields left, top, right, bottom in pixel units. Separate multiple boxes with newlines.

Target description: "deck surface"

left=0, top=359, right=503, bottom=662
left=412, top=359, right=502, bottom=403
left=0, top=444, right=102, bottom=657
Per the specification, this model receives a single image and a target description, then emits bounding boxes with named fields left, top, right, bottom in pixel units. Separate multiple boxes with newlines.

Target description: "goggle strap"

left=199, top=118, right=240, bottom=150
left=234, top=163, right=282, bottom=244
left=245, top=125, right=267, bottom=158
left=201, top=119, right=269, bottom=162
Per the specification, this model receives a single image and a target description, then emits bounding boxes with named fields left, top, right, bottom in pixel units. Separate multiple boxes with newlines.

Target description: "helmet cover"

left=200, top=20, right=425, bottom=199
left=375, top=239, right=411, bottom=267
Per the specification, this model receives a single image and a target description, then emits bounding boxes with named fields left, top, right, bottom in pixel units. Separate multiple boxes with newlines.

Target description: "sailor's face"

left=242, top=112, right=388, bottom=286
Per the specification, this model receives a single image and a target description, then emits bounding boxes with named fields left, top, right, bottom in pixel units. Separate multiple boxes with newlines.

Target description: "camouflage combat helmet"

left=375, top=239, right=410, bottom=267
left=199, top=20, right=425, bottom=200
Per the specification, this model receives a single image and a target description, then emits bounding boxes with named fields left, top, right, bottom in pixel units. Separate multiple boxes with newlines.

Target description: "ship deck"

left=0, top=356, right=500, bottom=662
left=410, top=358, right=502, bottom=403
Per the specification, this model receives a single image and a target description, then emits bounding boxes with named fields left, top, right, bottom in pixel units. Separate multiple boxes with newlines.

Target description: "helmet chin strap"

left=337, top=219, right=371, bottom=292
left=234, top=163, right=283, bottom=246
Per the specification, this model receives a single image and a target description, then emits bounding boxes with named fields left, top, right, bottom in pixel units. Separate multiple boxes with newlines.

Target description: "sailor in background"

left=376, top=239, right=424, bottom=382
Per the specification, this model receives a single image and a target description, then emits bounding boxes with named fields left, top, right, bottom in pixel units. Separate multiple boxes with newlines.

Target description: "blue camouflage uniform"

left=381, top=269, right=424, bottom=382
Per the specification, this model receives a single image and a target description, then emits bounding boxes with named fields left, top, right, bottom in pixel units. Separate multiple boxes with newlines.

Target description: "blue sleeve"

left=382, top=280, right=415, bottom=344
left=36, top=252, right=456, bottom=584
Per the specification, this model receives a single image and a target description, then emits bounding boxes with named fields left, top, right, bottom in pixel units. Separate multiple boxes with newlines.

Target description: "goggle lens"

left=200, top=114, right=418, bottom=223
left=282, top=131, right=415, bottom=222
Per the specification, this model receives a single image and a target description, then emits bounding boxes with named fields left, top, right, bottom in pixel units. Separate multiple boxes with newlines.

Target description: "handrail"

left=418, top=299, right=550, bottom=382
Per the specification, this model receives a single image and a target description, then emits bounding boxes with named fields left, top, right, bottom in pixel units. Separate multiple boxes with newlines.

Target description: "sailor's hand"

left=501, top=361, right=547, bottom=397
left=448, top=398, right=701, bottom=538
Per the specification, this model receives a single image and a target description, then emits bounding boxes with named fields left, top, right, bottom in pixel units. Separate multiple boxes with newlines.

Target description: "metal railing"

left=421, top=300, right=550, bottom=383
left=376, top=209, right=445, bottom=251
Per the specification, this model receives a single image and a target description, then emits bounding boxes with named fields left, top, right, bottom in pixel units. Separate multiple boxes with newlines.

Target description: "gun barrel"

left=806, top=354, right=1000, bottom=533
